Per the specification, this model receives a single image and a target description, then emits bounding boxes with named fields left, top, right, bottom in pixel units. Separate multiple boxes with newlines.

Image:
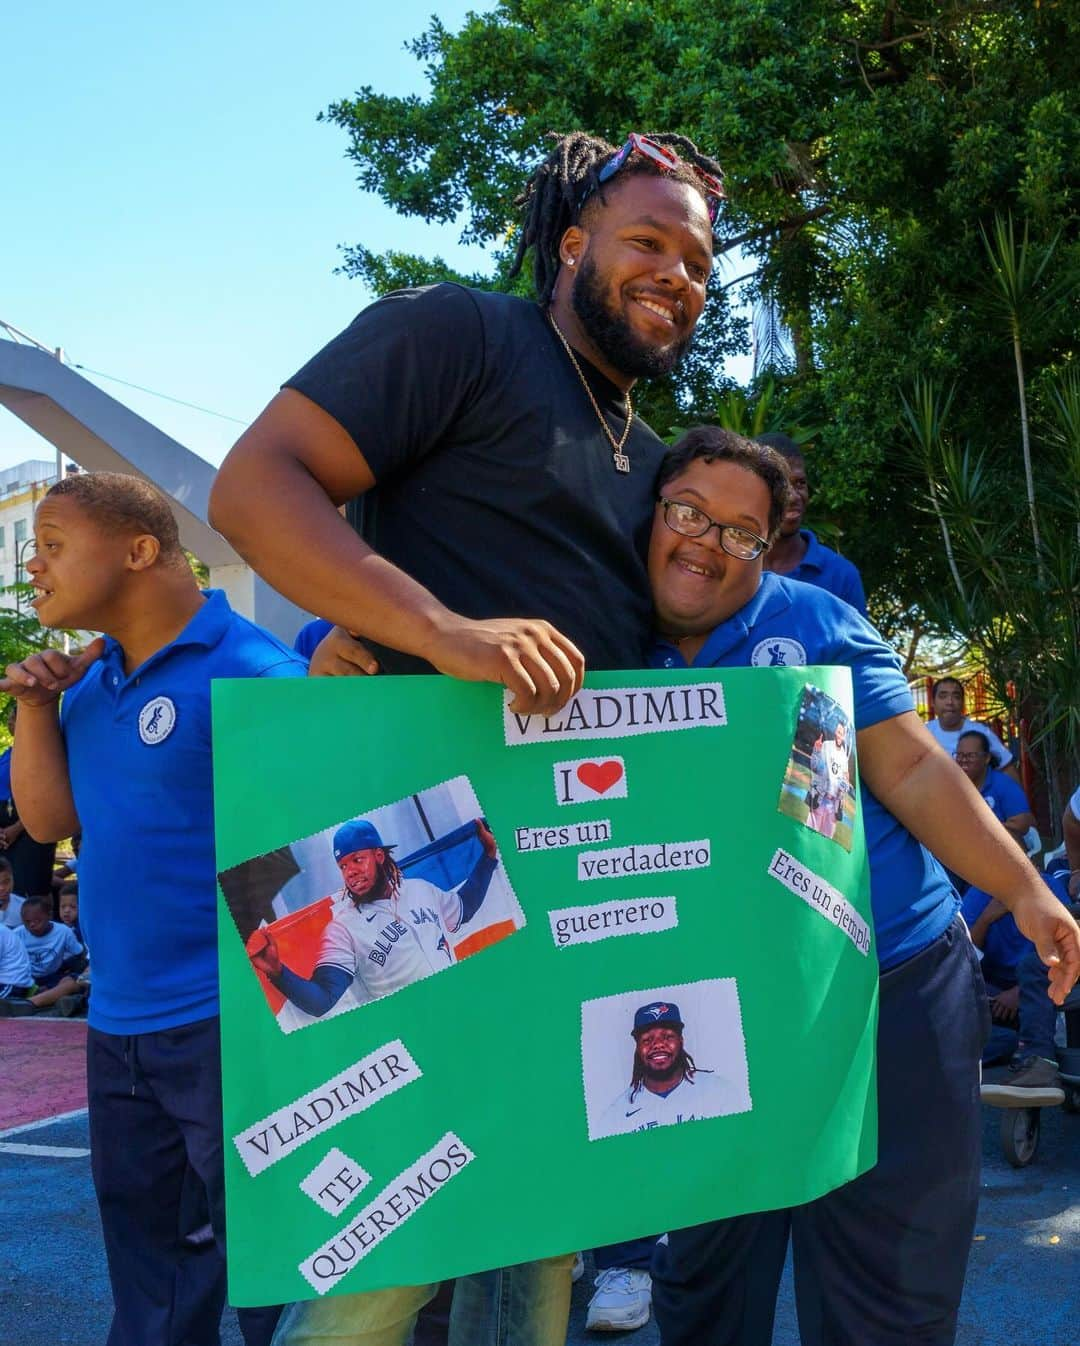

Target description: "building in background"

left=0, top=458, right=79, bottom=591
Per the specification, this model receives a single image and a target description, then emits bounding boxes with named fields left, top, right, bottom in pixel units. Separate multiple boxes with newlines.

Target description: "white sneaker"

left=572, top=1252, right=585, bottom=1282
left=585, top=1267, right=652, bottom=1331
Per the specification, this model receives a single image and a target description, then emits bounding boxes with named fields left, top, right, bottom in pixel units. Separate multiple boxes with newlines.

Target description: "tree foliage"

left=320, top=1, right=1080, bottom=777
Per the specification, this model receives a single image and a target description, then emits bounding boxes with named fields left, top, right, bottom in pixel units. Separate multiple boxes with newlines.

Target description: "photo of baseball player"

left=219, top=775, right=525, bottom=1032
left=777, top=686, right=857, bottom=851
left=581, top=980, right=753, bottom=1142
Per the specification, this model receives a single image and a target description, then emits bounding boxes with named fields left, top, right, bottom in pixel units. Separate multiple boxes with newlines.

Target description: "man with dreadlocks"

left=210, top=127, right=723, bottom=1346
left=597, top=1001, right=741, bottom=1139
left=248, top=817, right=499, bottom=1016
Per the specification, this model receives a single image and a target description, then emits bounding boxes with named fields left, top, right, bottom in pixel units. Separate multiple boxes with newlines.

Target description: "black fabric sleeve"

left=283, top=283, right=486, bottom=483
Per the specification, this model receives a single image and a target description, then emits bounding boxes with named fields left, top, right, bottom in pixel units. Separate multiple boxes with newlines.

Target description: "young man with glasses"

left=646, top=425, right=1079, bottom=1346
left=210, top=129, right=723, bottom=1346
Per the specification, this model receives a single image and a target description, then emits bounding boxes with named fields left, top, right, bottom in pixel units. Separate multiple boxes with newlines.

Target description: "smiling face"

left=649, top=458, right=771, bottom=655
left=955, top=732, right=991, bottom=784
left=337, top=848, right=385, bottom=902
left=634, top=1025, right=684, bottom=1083
left=563, top=173, right=712, bottom=381
left=27, top=496, right=133, bottom=631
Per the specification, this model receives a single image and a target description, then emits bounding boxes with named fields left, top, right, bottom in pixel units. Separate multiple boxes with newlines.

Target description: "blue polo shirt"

left=977, top=768, right=1030, bottom=824
left=60, top=590, right=306, bottom=1034
left=782, top=529, right=867, bottom=616
left=652, top=572, right=958, bottom=970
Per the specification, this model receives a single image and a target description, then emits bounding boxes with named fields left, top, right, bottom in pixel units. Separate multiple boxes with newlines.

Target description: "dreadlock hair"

left=629, top=1044, right=704, bottom=1104
left=508, top=130, right=725, bottom=305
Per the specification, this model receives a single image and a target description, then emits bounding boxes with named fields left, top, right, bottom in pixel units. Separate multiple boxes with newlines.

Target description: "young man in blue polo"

left=756, top=432, right=867, bottom=616
left=645, top=427, right=1079, bottom=1346
left=3, top=471, right=305, bottom=1346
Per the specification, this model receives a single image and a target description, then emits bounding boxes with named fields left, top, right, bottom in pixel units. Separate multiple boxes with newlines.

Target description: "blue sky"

left=1, top=1, right=492, bottom=471
left=3, top=2, right=750, bottom=476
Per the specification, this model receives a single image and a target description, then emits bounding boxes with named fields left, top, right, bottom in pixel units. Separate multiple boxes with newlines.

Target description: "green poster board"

left=214, top=667, right=877, bottom=1305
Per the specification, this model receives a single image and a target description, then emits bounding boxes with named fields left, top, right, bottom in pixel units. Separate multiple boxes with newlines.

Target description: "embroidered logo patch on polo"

left=138, top=695, right=177, bottom=745
left=750, top=638, right=807, bottom=668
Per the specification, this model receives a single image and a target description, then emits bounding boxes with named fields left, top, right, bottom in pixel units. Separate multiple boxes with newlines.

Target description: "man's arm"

left=1, top=645, right=104, bottom=842
left=209, top=391, right=583, bottom=714
left=858, top=711, right=1080, bottom=1003
left=247, top=928, right=354, bottom=1017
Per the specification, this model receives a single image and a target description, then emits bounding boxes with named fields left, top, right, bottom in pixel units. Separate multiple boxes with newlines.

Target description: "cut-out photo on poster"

left=777, top=686, right=857, bottom=852
left=218, top=775, right=525, bottom=1034
left=581, top=979, right=752, bottom=1142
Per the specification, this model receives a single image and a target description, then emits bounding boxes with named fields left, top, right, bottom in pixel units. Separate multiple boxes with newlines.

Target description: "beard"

left=571, top=254, right=693, bottom=379
left=637, top=1046, right=683, bottom=1084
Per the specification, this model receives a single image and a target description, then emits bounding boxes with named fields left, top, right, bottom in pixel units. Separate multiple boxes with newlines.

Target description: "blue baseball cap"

left=632, top=1001, right=683, bottom=1035
left=333, top=819, right=395, bottom=861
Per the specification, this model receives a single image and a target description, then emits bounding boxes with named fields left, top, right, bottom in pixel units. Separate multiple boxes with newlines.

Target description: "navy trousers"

left=653, top=917, right=990, bottom=1346
left=88, top=1016, right=281, bottom=1346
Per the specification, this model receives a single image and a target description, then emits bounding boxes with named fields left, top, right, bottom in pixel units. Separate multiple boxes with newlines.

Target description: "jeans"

left=1017, top=946, right=1080, bottom=1061
left=88, top=1018, right=281, bottom=1346
left=654, top=916, right=989, bottom=1346
left=270, top=1254, right=575, bottom=1346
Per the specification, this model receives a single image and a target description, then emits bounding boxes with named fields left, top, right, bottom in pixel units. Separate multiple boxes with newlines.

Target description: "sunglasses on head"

left=585, top=133, right=725, bottom=225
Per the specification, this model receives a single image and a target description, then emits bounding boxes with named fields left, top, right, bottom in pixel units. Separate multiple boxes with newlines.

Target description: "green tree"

left=319, top=0, right=1078, bottom=609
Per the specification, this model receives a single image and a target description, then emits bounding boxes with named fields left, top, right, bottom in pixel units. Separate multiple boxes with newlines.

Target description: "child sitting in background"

left=0, top=920, right=34, bottom=1007
left=17, top=894, right=85, bottom=1010
left=57, top=880, right=82, bottom=944
left=0, top=855, right=26, bottom=929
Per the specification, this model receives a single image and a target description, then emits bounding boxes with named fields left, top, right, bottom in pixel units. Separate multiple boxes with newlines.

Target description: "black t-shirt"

left=285, top=284, right=667, bottom=672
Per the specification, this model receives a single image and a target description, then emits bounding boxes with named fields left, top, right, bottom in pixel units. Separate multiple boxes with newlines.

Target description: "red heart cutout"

left=576, top=760, right=624, bottom=795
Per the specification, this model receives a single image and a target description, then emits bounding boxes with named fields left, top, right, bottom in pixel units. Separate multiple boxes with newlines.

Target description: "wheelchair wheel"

left=1001, top=1106, right=1041, bottom=1167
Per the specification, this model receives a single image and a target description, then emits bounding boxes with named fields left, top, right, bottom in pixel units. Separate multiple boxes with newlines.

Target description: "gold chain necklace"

left=547, top=311, right=634, bottom=473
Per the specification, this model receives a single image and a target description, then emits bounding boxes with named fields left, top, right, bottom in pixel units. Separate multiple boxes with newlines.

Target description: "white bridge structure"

left=0, top=321, right=306, bottom=641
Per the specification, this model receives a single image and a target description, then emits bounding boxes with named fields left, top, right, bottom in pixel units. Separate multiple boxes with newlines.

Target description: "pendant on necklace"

left=612, top=452, right=631, bottom=474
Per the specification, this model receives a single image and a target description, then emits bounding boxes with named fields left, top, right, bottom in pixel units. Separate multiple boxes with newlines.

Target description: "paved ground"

left=2, top=1038, right=1076, bottom=1344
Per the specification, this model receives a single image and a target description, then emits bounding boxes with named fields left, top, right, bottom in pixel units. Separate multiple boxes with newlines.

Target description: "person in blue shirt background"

left=2, top=471, right=305, bottom=1346
left=953, top=728, right=1034, bottom=844
left=962, top=870, right=1072, bottom=1069
left=755, top=431, right=868, bottom=616
left=645, top=426, right=1079, bottom=1346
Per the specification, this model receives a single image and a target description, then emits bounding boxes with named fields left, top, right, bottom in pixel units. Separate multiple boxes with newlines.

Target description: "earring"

left=565, top=257, right=574, bottom=267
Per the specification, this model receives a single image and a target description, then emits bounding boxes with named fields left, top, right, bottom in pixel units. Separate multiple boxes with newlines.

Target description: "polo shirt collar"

left=99, top=589, right=233, bottom=686
left=652, top=572, right=793, bottom=668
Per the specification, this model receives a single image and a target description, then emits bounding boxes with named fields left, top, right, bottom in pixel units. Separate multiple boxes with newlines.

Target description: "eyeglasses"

left=659, top=498, right=769, bottom=560
left=587, top=133, right=725, bottom=225
left=953, top=751, right=987, bottom=763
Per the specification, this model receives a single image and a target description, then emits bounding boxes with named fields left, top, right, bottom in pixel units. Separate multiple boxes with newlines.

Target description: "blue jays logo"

left=750, top=637, right=807, bottom=668
left=138, top=696, right=177, bottom=745
left=648, top=1004, right=670, bottom=1021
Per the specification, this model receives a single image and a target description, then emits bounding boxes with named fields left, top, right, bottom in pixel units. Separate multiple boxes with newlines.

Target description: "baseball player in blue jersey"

left=248, top=817, right=498, bottom=1015
left=598, top=1001, right=746, bottom=1138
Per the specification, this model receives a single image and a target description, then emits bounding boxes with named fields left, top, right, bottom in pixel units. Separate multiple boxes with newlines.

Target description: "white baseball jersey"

left=317, top=876, right=464, bottom=1006
left=812, top=739, right=848, bottom=802
left=598, top=1070, right=741, bottom=1137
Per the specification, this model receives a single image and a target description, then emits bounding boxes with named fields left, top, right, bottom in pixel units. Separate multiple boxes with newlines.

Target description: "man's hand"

left=421, top=614, right=585, bottom=716
left=1010, top=885, right=1080, bottom=1005
left=1, top=639, right=107, bottom=708
left=475, top=818, right=497, bottom=860
left=990, top=984, right=1020, bottom=1024
left=247, top=928, right=283, bottom=978
left=308, top=628, right=380, bottom=678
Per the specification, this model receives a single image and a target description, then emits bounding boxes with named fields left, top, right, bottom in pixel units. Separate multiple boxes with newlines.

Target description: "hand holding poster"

left=214, top=667, right=877, bottom=1305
